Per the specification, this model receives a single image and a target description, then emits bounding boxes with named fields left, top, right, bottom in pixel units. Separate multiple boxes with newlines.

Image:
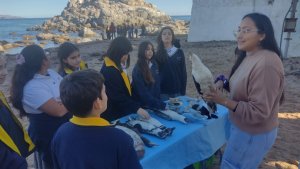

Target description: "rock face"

left=36, top=0, right=188, bottom=34
left=188, top=0, right=300, bottom=57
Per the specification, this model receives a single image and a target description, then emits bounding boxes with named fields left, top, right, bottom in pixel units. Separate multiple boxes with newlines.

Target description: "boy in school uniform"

left=51, top=69, right=142, bottom=169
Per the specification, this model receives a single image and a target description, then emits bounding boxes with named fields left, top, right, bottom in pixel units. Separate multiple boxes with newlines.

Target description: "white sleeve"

left=23, top=82, right=53, bottom=110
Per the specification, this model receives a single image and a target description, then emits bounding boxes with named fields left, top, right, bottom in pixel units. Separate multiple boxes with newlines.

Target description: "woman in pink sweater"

left=205, top=13, right=284, bottom=168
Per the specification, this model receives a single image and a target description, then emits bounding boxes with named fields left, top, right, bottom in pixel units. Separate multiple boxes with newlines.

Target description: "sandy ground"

left=2, top=35, right=300, bottom=169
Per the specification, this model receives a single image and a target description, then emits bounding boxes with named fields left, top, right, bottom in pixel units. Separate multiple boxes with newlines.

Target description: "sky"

left=0, top=0, right=192, bottom=18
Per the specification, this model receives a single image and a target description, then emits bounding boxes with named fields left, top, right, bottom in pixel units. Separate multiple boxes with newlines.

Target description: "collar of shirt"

left=166, top=45, right=178, bottom=57
left=148, top=61, right=153, bottom=68
left=64, top=60, right=87, bottom=75
left=70, top=116, right=110, bottom=127
left=34, top=70, right=51, bottom=79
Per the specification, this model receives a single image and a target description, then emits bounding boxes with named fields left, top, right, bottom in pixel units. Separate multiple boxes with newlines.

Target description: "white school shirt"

left=166, top=46, right=178, bottom=57
left=22, top=69, right=63, bottom=114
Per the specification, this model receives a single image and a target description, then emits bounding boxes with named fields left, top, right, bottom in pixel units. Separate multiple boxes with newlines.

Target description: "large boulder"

left=78, top=27, right=97, bottom=37
left=32, top=0, right=188, bottom=35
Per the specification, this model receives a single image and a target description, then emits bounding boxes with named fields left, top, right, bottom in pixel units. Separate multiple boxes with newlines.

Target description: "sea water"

left=0, top=16, right=190, bottom=54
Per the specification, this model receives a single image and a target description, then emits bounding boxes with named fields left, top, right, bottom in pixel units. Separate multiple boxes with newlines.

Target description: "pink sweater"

left=229, top=49, right=284, bottom=134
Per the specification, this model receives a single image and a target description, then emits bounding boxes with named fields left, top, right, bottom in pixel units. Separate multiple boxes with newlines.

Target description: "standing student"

left=52, top=69, right=142, bottom=169
left=132, top=41, right=166, bottom=110
left=0, top=55, right=35, bottom=169
left=57, top=42, right=87, bottom=77
left=155, top=26, right=187, bottom=101
left=10, top=45, right=71, bottom=168
left=204, top=13, right=284, bottom=168
left=100, top=37, right=150, bottom=121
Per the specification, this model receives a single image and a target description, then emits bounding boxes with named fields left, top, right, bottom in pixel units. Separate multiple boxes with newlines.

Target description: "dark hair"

left=57, top=42, right=79, bottom=72
left=10, top=45, right=47, bottom=116
left=155, top=26, right=175, bottom=66
left=229, top=13, right=284, bottom=103
left=60, top=69, right=105, bottom=117
left=173, top=39, right=181, bottom=48
left=106, top=37, right=132, bottom=70
left=137, top=41, right=155, bottom=85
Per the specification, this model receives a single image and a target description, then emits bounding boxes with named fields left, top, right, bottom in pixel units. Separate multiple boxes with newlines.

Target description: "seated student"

left=100, top=37, right=150, bottom=121
left=57, top=42, right=87, bottom=77
left=10, top=45, right=71, bottom=168
left=132, top=41, right=166, bottom=110
left=0, top=55, right=35, bottom=169
left=52, top=69, right=142, bottom=169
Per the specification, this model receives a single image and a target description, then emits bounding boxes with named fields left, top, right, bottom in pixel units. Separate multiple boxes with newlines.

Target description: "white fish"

left=160, top=110, right=188, bottom=124
left=126, top=117, right=174, bottom=139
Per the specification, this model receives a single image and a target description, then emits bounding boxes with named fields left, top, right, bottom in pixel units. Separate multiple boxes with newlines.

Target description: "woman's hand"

left=137, top=108, right=150, bottom=119
left=203, top=86, right=238, bottom=111
left=215, top=80, right=224, bottom=92
left=203, top=85, right=226, bottom=105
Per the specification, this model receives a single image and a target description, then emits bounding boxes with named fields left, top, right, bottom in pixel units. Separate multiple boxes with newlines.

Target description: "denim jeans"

left=221, top=123, right=277, bottom=169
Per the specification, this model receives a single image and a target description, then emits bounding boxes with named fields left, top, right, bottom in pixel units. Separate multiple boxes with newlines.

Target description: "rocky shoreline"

left=0, top=0, right=189, bottom=54
left=1, top=34, right=299, bottom=169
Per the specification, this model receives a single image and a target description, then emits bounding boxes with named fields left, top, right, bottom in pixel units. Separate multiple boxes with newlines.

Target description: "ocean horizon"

left=0, top=15, right=190, bottom=54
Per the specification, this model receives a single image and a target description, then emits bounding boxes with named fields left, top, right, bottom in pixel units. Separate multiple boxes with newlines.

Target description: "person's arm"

left=231, top=63, right=284, bottom=124
left=23, top=83, right=68, bottom=117
left=132, top=67, right=166, bottom=110
left=39, top=99, right=68, bottom=117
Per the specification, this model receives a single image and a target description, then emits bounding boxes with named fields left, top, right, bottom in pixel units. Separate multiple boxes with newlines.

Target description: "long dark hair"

left=10, top=45, right=47, bottom=116
left=155, top=26, right=175, bottom=66
left=106, top=37, right=132, bottom=71
left=137, top=41, right=155, bottom=85
left=229, top=13, right=284, bottom=104
left=57, top=42, right=79, bottom=72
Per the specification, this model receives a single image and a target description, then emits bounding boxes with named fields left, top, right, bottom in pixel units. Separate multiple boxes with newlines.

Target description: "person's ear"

left=260, top=33, right=266, bottom=42
left=93, top=97, right=102, bottom=110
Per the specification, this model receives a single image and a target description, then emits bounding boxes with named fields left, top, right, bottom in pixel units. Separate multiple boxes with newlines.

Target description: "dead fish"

left=149, top=109, right=189, bottom=124
left=114, top=120, right=157, bottom=147
left=126, top=116, right=175, bottom=139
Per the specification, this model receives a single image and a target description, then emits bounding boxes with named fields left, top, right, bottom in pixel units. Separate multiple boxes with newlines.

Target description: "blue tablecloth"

left=120, top=96, right=230, bottom=169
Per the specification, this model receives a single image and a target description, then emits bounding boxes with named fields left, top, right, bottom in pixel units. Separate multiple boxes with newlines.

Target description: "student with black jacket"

left=132, top=41, right=166, bottom=110
left=100, top=37, right=150, bottom=121
left=155, top=27, right=187, bottom=101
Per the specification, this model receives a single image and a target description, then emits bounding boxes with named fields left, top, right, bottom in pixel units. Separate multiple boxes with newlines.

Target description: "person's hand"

left=215, top=80, right=224, bottom=92
left=137, top=108, right=150, bottom=119
left=203, top=86, right=226, bottom=105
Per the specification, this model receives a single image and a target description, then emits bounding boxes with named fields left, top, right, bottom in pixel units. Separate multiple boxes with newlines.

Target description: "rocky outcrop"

left=33, top=0, right=188, bottom=34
